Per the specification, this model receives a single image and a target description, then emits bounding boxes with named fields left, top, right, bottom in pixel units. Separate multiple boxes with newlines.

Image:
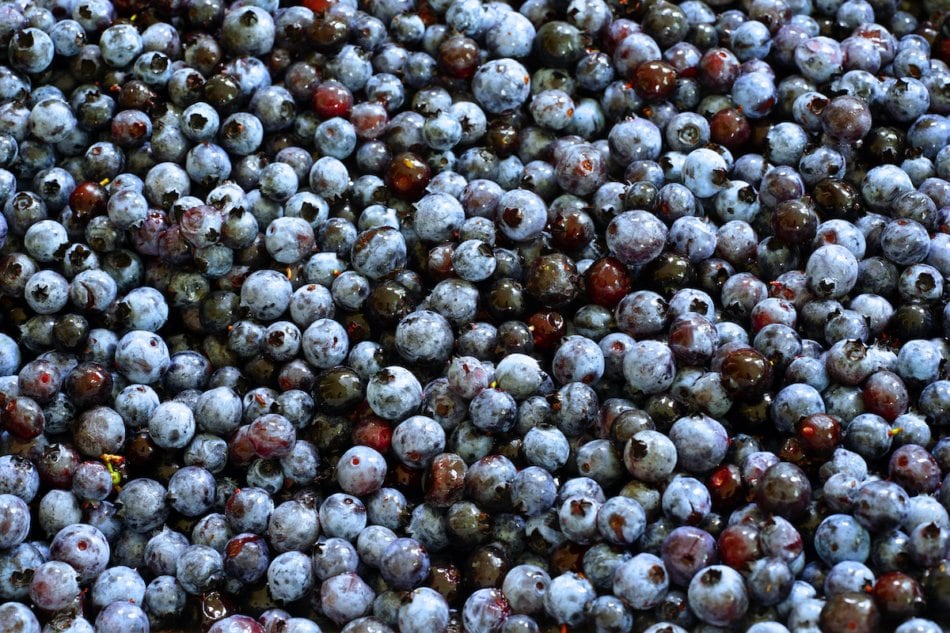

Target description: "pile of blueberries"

left=0, top=0, right=949, bottom=631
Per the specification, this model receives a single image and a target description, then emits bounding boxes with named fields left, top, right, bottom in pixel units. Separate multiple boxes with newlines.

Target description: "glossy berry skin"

left=795, top=414, right=842, bottom=458
left=584, top=258, right=632, bottom=309
left=385, top=152, right=430, bottom=201
left=853, top=480, right=910, bottom=533
left=822, top=95, right=872, bottom=142
left=755, top=462, right=811, bottom=520
left=888, top=445, right=941, bottom=494
left=871, top=571, right=925, bottom=622
left=720, top=347, right=772, bottom=400
left=819, top=592, right=881, bottom=633
left=860, top=370, right=908, bottom=422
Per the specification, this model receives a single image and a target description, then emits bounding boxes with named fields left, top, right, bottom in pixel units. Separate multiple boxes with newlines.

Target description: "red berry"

left=312, top=80, right=353, bottom=119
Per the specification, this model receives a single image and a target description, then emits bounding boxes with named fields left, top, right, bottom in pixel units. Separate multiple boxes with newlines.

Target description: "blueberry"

left=315, top=572, right=374, bottom=626
left=669, top=414, right=729, bottom=473
left=366, top=488, right=409, bottom=532
left=463, top=588, right=511, bottom=633
left=176, top=544, right=225, bottom=596
left=167, top=466, right=216, bottom=517
left=510, top=467, right=557, bottom=517
left=395, top=310, right=454, bottom=365
left=337, top=446, right=387, bottom=496
left=95, top=601, right=148, bottom=633
left=356, top=525, right=398, bottom=570
left=472, top=58, right=531, bottom=114
left=351, top=227, right=407, bottom=281
left=662, top=476, right=712, bottom=525
left=862, top=164, right=915, bottom=213
left=608, top=118, right=664, bottom=166
left=732, top=72, right=777, bottom=119
left=880, top=218, right=931, bottom=265
left=309, top=537, right=358, bottom=582
left=682, top=147, right=730, bottom=198
left=623, top=340, right=676, bottom=395
left=144, top=575, right=187, bottom=624
left=302, top=318, right=349, bottom=369
left=544, top=572, right=596, bottom=626
left=687, top=565, right=749, bottom=626
left=468, top=388, right=518, bottom=434
left=0, top=456, right=39, bottom=503
left=660, top=526, right=717, bottom=588
left=815, top=514, right=872, bottom=565
left=114, top=330, right=170, bottom=384
left=0, top=494, right=30, bottom=551
left=557, top=494, right=601, bottom=545
left=806, top=244, right=859, bottom=299
left=523, top=425, right=570, bottom=472
left=315, top=116, right=358, bottom=159
left=624, top=430, right=678, bottom=482
left=90, top=565, right=145, bottom=610
left=319, top=493, right=367, bottom=541
left=264, top=551, right=313, bottom=604
left=748, top=557, right=794, bottom=605
left=142, top=529, right=189, bottom=579
left=115, top=477, right=168, bottom=533
left=49, top=523, right=110, bottom=585
left=226, top=487, right=275, bottom=536
left=607, top=211, right=668, bottom=266
left=613, top=553, right=669, bottom=610
left=367, top=366, right=423, bottom=421
left=9, top=28, right=54, bottom=74
left=379, top=537, right=429, bottom=590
